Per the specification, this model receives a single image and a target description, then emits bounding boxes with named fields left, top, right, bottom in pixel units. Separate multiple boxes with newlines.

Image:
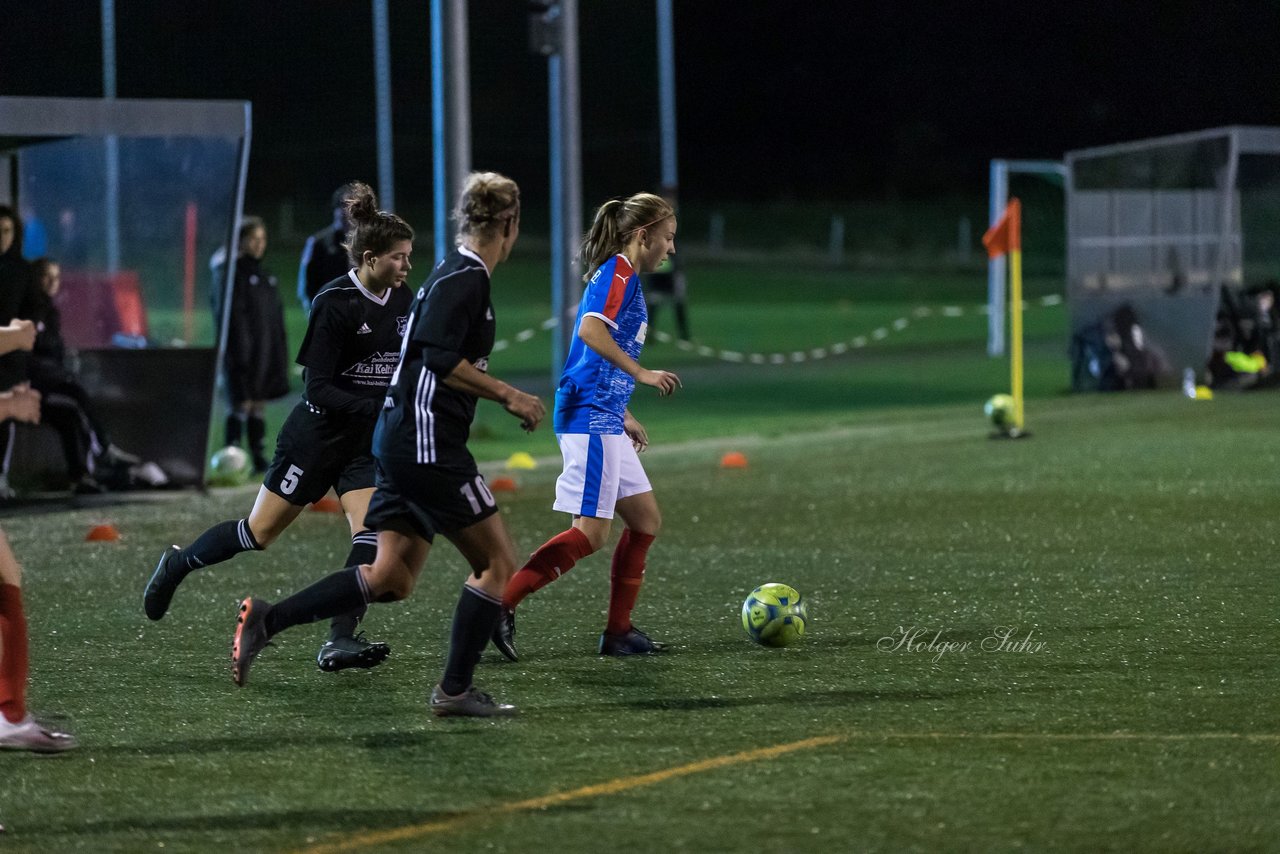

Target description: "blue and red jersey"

left=554, top=254, right=648, bottom=434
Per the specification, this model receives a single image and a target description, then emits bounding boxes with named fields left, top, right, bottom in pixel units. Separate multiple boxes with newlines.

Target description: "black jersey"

left=297, top=271, right=413, bottom=421
left=374, top=247, right=495, bottom=466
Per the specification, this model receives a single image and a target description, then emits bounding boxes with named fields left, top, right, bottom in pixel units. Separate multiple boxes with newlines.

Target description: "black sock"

left=183, top=519, right=260, bottom=573
left=247, top=415, right=268, bottom=468
left=328, top=531, right=378, bottom=641
left=225, top=413, right=244, bottom=448
left=440, top=585, right=502, bottom=696
left=266, top=566, right=370, bottom=637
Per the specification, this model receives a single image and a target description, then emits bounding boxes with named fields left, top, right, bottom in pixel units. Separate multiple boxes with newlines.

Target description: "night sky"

left=4, top=1, right=1279, bottom=211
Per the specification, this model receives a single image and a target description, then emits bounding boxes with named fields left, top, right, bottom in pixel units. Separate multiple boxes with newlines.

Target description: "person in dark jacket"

left=216, top=217, right=290, bottom=473
left=0, top=206, right=38, bottom=499
left=297, top=184, right=357, bottom=314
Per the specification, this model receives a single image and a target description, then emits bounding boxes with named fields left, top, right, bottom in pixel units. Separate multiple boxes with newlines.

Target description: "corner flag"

left=982, top=198, right=1021, bottom=259
left=983, top=199, right=1026, bottom=433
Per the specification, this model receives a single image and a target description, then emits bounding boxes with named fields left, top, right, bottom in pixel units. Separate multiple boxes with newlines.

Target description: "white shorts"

left=553, top=432, right=652, bottom=519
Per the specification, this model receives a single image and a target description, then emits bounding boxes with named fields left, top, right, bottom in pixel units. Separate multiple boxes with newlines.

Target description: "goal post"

left=987, top=159, right=1067, bottom=356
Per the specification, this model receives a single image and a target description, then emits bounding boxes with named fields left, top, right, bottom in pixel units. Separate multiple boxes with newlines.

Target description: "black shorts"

left=263, top=403, right=376, bottom=506
left=363, top=457, right=500, bottom=543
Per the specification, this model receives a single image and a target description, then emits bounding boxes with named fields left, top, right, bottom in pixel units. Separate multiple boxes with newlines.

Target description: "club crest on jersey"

left=397, top=316, right=409, bottom=336
left=475, top=356, right=489, bottom=373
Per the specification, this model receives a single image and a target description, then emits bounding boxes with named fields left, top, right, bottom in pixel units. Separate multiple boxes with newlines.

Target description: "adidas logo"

left=356, top=323, right=373, bottom=334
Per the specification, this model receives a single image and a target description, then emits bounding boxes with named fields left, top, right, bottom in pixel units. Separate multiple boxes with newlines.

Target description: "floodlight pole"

left=657, top=0, right=678, bottom=199
left=431, top=0, right=472, bottom=262
left=102, top=0, right=121, bottom=273
left=372, top=0, right=396, bottom=212
left=655, top=0, right=684, bottom=302
left=532, top=1, right=583, bottom=381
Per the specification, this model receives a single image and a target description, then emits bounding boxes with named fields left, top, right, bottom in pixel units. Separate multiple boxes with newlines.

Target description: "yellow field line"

left=864, top=731, right=1280, bottom=742
left=296, top=734, right=845, bottom=854
left=297, top=729, right=1278, bottom=853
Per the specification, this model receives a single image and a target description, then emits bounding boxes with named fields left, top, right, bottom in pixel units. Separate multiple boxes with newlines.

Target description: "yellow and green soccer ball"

left=984, top=393, right=1014, bottom=429
left=741, top=582, right=808, bottom=647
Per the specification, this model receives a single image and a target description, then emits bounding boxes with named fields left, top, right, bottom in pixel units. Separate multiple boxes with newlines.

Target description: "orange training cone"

left=720, top=451, right=748, bottom=469
left=490, top=476, right=518, bottom=492
left=310, top=496, right=342, bottom=513
left=85, top=524, right=121, bottom=542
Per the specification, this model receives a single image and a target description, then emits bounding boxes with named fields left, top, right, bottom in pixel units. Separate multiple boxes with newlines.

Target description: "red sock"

left=503, top=528, right=594, bottom=610
left=606, top=530, right=655, bottom=635
left=0, top=584, right=29, bottom=724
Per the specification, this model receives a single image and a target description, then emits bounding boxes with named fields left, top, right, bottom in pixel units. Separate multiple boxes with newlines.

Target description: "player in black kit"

left=230, top=172, right=546, bottom=717
left=145, top=183, right=414, bottom=673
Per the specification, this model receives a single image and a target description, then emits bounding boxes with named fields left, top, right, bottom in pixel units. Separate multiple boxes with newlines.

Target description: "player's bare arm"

left=442, top=357, right=546, bottom=431
left=623, top=409, right=649, bottom=451
left=0, top=386, right=41, bottom=424
left=578, top=316, right=681, bottom=396
left=0, top=319, right=36, bottom=356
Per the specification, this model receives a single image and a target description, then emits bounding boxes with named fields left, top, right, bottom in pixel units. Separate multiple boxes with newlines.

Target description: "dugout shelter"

left=1065, top=126, right=1280, bottom=386
left=1, top=96, right=251, bottom=491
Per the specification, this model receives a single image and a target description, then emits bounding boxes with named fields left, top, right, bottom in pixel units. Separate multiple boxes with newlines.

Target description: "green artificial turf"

left=6, top=248, right=1276, bottom=851
left=2, top=389, right=1278, bottom=851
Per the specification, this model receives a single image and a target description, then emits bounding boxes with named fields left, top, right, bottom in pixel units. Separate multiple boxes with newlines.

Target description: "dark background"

left=3, top=1, right=1279, bottom=213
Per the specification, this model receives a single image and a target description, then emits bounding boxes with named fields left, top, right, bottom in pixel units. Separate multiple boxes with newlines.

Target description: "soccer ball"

left=741, top=582, right=808, bottom=647
left=209, top=445, right=249, bottom=485
left=984, top=394, right=1014, bottom=429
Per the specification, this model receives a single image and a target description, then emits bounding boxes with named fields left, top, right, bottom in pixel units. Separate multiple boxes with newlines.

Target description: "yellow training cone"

left=506, top=452, right=537, bottom=470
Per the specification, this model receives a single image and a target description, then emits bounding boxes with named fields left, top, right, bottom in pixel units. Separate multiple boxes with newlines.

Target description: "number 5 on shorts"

left=280, top=464, right=304, bottom=495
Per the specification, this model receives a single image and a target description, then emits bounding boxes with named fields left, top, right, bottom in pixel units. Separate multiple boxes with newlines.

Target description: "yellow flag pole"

left=1010, top=247, right=1024, bottom=431
left=1008, top=199, right=1024, bottom=432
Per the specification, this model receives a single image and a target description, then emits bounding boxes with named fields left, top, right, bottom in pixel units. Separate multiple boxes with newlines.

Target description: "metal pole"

left=431, top=0, right=471, bottom=262
left=656, top=0, right=678, bottom=197
left=548, top=0, right=582, bottom=379
left=372, top=0, right=396, bottom=212
left=102, top=0, right=121, bottom=273
left=987, top=159, right=1008, bottom=357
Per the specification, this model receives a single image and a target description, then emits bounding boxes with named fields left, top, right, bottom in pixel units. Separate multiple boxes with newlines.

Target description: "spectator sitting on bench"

left=26, top=258, right=159, bottom=494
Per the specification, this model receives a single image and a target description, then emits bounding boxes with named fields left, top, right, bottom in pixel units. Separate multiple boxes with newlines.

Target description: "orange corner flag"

left=982, top=198, right=1022, bottom=259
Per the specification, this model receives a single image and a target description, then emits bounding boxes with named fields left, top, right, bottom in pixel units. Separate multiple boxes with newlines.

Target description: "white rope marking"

left=487, top=297, right=1064, bottom=365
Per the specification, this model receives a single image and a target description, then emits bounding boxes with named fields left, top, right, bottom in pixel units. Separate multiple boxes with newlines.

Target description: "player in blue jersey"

left=229, top=172, right=546, bottom=717
left=145, top=183, right=414, bottom=673
left=495, top=192, right=680, bottom=659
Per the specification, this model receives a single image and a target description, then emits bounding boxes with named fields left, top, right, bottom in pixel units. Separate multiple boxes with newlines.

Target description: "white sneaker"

left=0, top=715, right=78, bottom=753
